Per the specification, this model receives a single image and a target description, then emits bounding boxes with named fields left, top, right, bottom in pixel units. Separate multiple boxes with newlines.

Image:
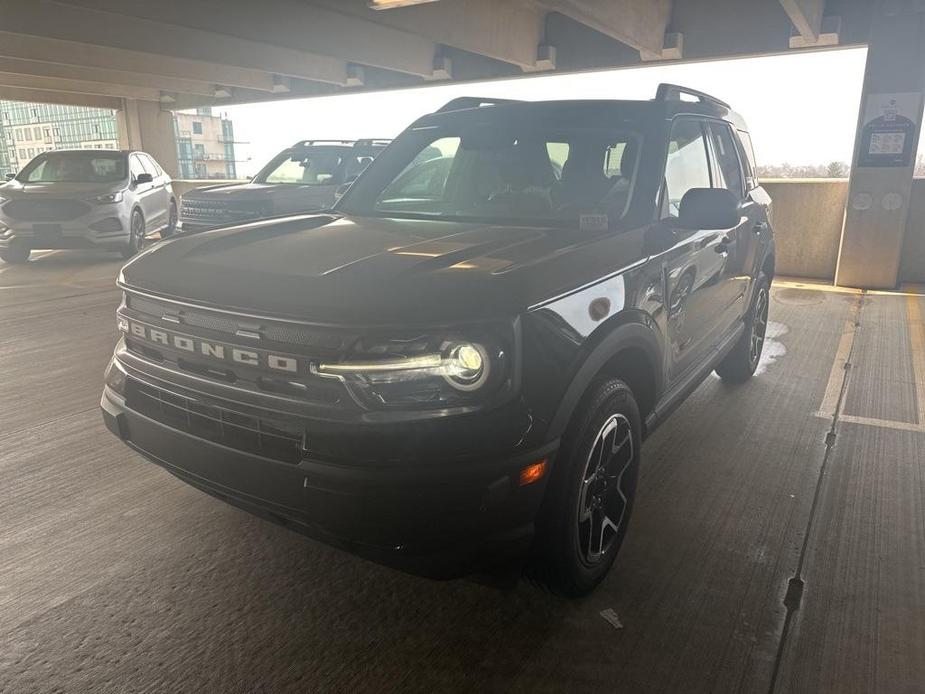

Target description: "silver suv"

left=0, top=149, right=177, bottom=263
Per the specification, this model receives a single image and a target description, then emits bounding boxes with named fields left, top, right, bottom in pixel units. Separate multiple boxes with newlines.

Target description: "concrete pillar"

left=835, top=5, right=925, bottom=289
left=116, top=98, right=179, bottom=178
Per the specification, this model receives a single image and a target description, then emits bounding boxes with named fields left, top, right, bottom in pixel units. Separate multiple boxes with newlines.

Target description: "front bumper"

left=100, top=376, right=556, bottom=579
left=0, top=210, right=131, bottom=250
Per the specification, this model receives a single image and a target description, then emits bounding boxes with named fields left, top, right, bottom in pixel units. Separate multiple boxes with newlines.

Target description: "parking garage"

left=2, top=1, right=925, bottom=692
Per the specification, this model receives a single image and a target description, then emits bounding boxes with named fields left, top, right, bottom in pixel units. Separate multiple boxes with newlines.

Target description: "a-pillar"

left=835, top=4, right=925, bottom=289
left=116, top=98, right=179, bottom=178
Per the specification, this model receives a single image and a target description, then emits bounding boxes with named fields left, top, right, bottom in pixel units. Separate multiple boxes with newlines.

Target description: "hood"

left=121, top=213, right=646, bottom=325
left=183, top=182, right=321, bottom=203
left=0, top=180, right=124, bottom=196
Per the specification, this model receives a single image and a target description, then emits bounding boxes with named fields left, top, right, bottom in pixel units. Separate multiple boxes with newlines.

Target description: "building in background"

left=0, top=101, right=239, bottom=180
left=174, top=107, right=239, bottom=180
left=0, top=101, right=119, bottom=174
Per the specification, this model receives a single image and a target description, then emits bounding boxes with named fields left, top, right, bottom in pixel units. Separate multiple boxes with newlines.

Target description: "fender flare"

left=547, top=319, right=665, bottom=440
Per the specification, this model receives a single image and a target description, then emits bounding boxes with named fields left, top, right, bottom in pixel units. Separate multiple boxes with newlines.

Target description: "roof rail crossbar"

left=352, top=139, right=392, bottom=147
left=435, top=96, right=523, bottom=113
left=655, top=83, right=730, bottom=109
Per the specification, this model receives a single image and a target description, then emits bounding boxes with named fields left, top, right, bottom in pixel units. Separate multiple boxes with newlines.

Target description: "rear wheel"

left=715, top=272, right=771, bottom=383
left=121, top=210, right=145, bottom=259
left=531, top=378, right=642, bottom=596
left=0, top=246, right=30, bottom=264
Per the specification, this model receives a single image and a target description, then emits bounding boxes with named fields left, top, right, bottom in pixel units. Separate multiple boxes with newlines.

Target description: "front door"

left=661, top=118, right=734, bottom=384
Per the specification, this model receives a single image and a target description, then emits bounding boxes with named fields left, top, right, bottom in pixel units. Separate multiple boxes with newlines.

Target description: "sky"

left=224, top=47, right=873, bottom=178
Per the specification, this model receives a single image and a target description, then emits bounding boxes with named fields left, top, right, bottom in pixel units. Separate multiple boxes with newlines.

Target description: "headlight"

left=315, top=328, right=515, bottom=410
left=91, top=191, right=124, bottom=204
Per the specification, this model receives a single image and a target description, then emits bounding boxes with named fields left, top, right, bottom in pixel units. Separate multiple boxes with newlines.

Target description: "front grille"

left=180, top=200, right=260, bottom=223
left=126, top=294, right=349, bottom=351
left=127, top=379, right=304, bottom=464
left=3, top=198, right=90, bottom=222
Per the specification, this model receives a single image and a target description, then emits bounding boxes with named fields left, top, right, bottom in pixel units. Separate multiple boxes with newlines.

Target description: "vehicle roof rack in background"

left=290, top=139, right=357, bottom=148
left=655, top=83, right=730, bottom=109
left=353, top=139, right=392, bottom=147
left=435, top=96, right=524, bottom=113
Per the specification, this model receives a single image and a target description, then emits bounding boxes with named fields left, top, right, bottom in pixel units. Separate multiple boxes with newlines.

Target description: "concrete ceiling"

left=0, top=0, right=875, bottom=110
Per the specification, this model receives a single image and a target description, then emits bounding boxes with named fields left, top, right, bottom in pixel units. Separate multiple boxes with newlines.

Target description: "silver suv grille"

left=3, top=198, right=90, bottom=222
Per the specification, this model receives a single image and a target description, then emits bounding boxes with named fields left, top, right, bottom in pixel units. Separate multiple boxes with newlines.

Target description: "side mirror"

left=134, top=173, right=154, bottom=185
left=677, top=188, right=740, bottom=230
left=4, top=172, right=15, bottom=181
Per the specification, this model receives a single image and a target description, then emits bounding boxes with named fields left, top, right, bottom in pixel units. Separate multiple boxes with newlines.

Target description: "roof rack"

left=290, top=139, right=357, bottom=148
left=655, top=83, right=730, bottom=109
left=353, top=139, right=392, bottom=147
left=435, top=96, right=523, bottom=113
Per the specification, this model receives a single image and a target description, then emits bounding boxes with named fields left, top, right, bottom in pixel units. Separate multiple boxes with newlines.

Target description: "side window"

left=546, top=142, right=569, bottom=180
left=664, top=119, right=711, bottom=217
left=141, top=154, right=162, bottom=177
left=708, top=123, right=745, bottom=197
left=129, top=155, right=147, bottom=181
left=736, top=130, right=758, bottom=190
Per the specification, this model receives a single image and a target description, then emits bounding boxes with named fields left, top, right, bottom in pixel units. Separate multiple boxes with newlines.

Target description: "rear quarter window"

left=736, top=130, right=759, bottom=189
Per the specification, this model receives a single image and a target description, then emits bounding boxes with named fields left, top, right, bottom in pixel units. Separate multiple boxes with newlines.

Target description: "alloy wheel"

left=749, top=288, right=769, bottom=365
left=576, top=413, right=635, bottom=566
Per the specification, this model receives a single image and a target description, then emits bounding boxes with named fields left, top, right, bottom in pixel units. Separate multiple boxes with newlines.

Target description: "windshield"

left=339, top=124, right=641, bottom=226
left=18, top=152, right=127, bottom=184
left=255, top=146, right=378, bottom=186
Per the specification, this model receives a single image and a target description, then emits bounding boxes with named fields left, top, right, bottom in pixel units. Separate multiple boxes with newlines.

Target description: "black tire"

left=0, top=246, right=30, bottom=264
left=531, top=378, right=642, bottom=597
left=162, top=201, right=178, bottom=239
left=715, top=272, right=771, bottom=383
left=121, top=210, right=145, bottom=259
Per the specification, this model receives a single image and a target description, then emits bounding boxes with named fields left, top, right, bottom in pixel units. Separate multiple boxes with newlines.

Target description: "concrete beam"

left=0, top=0, right=350, bottom=86
left=0, top=57, right=217, bottom=98
left=0, top=31, right=277, bottom=93
left=0, top=71, right=161, bottom=101
left=118, top=99, right=179, bottom=177
left=538, top=0, right=672, bottom=59
left=314, top=0, right=545, bottom=70
left=779, top=0, right=824, bottom=42
left=0, top=86, right=121, bottom=110
left=50, top=0, right=440, bottom=78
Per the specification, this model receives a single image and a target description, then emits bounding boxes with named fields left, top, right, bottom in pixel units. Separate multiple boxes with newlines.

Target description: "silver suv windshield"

left=18, top=151, right=127, bottom=184
left=341, top=124, right=641, bottom=226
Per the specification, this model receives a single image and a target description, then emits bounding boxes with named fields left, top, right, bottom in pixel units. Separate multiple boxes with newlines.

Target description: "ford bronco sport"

left=102, top=85, right=774, bottom=595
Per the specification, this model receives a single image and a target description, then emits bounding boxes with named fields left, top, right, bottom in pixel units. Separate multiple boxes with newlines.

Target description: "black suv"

left=178, top=139, right=389, bottom=233
left=102, top=85, right=774, bottom=595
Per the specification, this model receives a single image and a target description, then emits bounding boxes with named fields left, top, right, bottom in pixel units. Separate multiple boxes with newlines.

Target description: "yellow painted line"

left=774, top=278, right=925, bottom=297
left=816, top=318, right=858, bottom=419
left=837, top=414, right=925, bottom=433
left=906, top=292, right=925, bottom=426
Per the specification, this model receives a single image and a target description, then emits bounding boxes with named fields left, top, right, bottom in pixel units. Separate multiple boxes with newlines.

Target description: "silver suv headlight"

left=90, top=191, right=124, bottom=204
left=314, top=324, right=516, bottom=411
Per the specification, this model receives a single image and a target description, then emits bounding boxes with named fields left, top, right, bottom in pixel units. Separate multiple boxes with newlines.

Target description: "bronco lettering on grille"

left=126, top=320, right=303, bottom=374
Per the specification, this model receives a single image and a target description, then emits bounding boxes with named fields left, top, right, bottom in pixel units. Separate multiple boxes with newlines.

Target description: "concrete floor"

left=1, top=251, right=924, bottom=694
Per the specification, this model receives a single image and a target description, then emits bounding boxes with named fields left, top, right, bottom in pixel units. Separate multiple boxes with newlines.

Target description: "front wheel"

left=161, top=201, right=178, bottom=239
left=0, top=246, right=30, bottom=264
left=121, top=210, right=145, bottom=259
left=715, top=273, right=771, bottom=383
left=531, top=378, right=642, bottom=596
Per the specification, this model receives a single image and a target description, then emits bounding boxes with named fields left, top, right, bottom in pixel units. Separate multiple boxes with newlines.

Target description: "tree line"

left=758, top=153, right=925, bottom=178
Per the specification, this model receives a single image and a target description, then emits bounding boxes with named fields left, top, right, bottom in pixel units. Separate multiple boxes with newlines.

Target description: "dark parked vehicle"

left=102, top=85, right=774, bottom=595
left=178, top=139, right=389, bottom=233
left=0, top=149, right=175, bottom=263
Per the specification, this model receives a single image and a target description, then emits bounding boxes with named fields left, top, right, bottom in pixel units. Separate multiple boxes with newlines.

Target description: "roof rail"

left=290, top=139, right=357, bottom=148
left=655, top=83, right=730, bottom=109
left=435, top=96, right=523, bottom=113
left=353, top=138, right=392, bottom=147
